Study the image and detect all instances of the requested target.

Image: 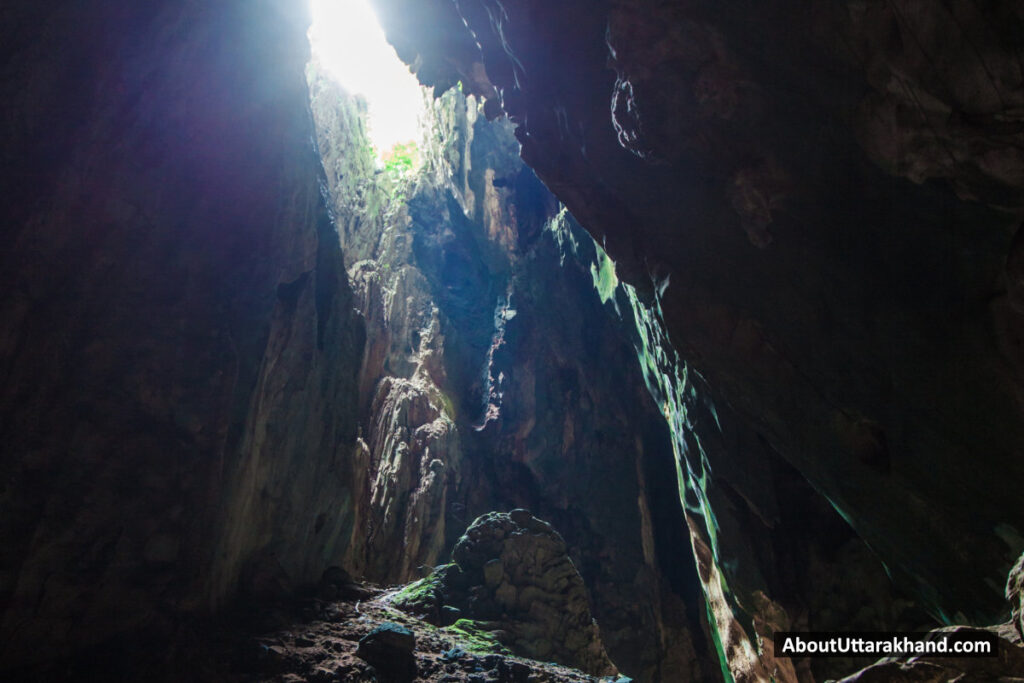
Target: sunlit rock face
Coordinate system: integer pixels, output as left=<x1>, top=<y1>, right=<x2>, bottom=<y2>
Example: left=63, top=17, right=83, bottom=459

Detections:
left=371, top=0, right=1024, bottom=677
left=309, top=66, right=933, bottom=679
left=837, top=552, right=1024, bottom=683
left=308, top=69, right=714, bottom=679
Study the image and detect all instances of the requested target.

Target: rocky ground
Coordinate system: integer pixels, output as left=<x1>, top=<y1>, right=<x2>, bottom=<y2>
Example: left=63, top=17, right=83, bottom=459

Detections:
left=219, top=581, right=630, bottom=683
left=8, top=511, right=633, bottom=683
left=225, top=586, right=629, bottom=683
left=8, top=581, right=631, bottom=683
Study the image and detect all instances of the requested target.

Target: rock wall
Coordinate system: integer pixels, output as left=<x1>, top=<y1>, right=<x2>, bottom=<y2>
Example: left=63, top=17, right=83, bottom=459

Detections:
left=0, top=0, right=363, bottom=668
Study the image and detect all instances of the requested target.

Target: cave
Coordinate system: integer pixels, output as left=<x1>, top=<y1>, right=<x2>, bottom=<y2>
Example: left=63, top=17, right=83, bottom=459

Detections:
left=3, top=0, right=1024, bottom=681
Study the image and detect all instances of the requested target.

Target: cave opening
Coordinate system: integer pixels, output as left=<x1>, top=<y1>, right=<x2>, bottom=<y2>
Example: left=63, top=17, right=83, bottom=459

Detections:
left=307, top=0, right=424, bottom=165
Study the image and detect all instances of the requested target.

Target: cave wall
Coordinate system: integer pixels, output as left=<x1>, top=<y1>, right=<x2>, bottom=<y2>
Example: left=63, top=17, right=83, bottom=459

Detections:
left=0, top=0, right=364, bottom=667
left=372, top=0, right=1024, bottom=621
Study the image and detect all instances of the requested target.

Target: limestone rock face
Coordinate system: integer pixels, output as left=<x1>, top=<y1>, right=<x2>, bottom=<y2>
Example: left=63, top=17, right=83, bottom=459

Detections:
left=833, top=625, right=1024, bottom=683
left=396, top=511, right=617, bottom=676
left=307, top=73, right=471, bottom=585
left=310, top=77, right=708, bottom=680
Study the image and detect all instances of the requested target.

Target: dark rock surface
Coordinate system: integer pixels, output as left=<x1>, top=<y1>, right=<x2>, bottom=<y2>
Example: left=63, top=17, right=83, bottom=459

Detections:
left=1009, top=552, right=1024, bottom=642
left=310, top=75, right=710, bottom=680
left=833, top=552, right=1024, bottom=683
left=0, top=0, right=363, bottom=669
left=394, top=511, right=617, bottom=676
left=356, top=622, right=418, bottom=681
left=5, top=0, right=1024, bottom=681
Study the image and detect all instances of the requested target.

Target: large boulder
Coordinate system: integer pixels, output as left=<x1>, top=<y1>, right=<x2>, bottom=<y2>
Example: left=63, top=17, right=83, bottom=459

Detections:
left=393, top=510, right=617, bottom=676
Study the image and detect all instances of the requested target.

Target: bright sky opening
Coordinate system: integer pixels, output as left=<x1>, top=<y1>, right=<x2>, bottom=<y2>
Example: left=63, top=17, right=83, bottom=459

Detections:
left=308, top=0, right=425, bottom=153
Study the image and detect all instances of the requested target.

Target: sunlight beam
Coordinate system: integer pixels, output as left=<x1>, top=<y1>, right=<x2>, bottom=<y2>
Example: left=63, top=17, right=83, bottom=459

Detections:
left=308, top=0, right=425, bottom=153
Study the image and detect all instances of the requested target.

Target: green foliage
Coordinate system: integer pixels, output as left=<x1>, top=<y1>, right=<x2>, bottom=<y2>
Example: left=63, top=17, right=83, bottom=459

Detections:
left=381, top=140, right=419, bottom=177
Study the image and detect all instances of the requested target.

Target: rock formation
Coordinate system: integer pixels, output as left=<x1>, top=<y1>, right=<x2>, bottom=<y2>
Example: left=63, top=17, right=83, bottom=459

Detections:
left=393, top=510, right=617, bottom=676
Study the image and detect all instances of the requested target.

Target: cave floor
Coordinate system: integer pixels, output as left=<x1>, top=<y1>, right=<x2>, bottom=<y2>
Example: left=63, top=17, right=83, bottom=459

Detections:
left=221, top=584, right=613, bottom=682
left=12, top=583, right=620, bottom=683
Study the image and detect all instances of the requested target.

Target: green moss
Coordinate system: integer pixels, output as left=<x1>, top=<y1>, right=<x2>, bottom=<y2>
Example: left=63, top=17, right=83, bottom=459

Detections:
left=443, top=619, right=510, bottom=654
left=590, top=247, right=619, bottom=304
left=391, top=567, right=448, bottom=611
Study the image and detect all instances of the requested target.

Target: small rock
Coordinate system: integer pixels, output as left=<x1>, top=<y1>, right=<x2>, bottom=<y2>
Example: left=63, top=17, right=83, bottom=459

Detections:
left=356, top=622, right=417, bottom=681
left=321, top=603, right=348, bottom=622
left=509, top=661, right=531, bottom=677
left=358, top=621, right=415, bottom=652
left=309, top=666, right=338, bottom=682
left=442, top=645, right=467, bottom=661
left=441, top=605, right=462, bottom=625
left=481, top=653, right=503, bottom=670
